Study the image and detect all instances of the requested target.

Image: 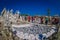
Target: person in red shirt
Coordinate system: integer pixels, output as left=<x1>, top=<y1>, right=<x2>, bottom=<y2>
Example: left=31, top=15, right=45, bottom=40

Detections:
left=28, top=16, right=31, bottom=22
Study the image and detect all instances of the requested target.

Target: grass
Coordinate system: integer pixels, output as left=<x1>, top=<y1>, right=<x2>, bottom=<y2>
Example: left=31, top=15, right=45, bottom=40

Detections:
left=57, top=29, right=60, bottom=40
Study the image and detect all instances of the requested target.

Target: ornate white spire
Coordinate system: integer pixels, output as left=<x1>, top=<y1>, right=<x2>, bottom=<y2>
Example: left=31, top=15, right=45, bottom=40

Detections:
left=16, top=10, right=20, bottom=14
left=1, top=8, right=7, bottom=15
left=10, top=9, right=13, bottom=14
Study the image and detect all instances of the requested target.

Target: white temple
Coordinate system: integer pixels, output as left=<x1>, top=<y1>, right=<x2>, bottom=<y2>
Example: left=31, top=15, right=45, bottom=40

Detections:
left=0, top=8, right=57, bottom=40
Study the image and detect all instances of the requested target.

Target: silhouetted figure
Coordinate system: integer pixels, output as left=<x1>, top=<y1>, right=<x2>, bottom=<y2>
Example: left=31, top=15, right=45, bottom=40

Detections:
left=41, top=17, right=43, bottom=24
left=45, top=17, right=48, bottom=25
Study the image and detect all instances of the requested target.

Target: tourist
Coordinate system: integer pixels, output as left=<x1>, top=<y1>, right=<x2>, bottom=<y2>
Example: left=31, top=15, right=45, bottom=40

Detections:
left=41, top=17, right=43, bottom=24
left=45, top=16, right=48, bottom=25
left=43, top=17, right=45, bottom=24
left=31, top=16, right=35, bottom=23
left=52, top=17, right=55, bottom=24
left=27, top=16, right=31, bottom=22
left=39, top=17, right=41, bottom=24
left=25, top=16, right=27, bottom=21
left=55, top=17, right=59, bottom=25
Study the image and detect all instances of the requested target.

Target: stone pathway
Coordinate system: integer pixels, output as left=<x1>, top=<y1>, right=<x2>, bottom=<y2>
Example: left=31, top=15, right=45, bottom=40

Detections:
left=0, top=36, right=3, bottom=40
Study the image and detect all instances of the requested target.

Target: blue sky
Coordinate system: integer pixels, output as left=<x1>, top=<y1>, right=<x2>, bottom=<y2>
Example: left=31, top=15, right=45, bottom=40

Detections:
left=0, top=0, right=60, bottom=16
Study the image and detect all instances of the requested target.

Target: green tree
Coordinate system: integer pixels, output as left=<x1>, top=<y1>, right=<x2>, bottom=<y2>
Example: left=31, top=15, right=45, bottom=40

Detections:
left=48, top=8, right=50, bottom=17
left=47, top=8, right=50, bottom=23
left=21, top=14, right=29, bottom=16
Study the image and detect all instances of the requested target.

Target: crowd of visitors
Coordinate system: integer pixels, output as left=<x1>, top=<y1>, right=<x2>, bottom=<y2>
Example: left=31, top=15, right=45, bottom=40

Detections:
left=25, top=16, right=59, bottom=25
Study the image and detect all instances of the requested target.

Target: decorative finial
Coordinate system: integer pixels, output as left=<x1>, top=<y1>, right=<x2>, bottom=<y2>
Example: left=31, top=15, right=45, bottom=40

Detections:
left=16, top=10, right=20, bottom=14
left=10, top=9, right=13, bottom=13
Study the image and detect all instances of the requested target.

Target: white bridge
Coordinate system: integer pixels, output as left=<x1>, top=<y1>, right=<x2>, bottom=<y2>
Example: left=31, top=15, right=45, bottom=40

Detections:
left=12, top=24, right=57, bottom=40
